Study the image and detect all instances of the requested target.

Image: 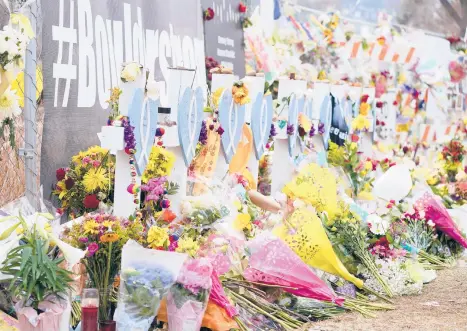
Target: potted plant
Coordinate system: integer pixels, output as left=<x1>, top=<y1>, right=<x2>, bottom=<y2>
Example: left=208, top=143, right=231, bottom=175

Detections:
left=0, top=225, right=73, bottom=331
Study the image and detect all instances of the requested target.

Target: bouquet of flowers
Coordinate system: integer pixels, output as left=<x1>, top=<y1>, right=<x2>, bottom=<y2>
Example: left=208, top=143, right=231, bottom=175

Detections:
left=243, top=233, right=344, bottom=305
left=61, top=213, right=145, bottom=321
left=440, top=139, right=464, bottom=182
left=327, top=141, right=377, bottom=198
left=180, top=195, right=229, bottom=230
left=53, top=146, right=116, bottom=218
left=115, top=240, right=186, bottom=331
left=166, top=258, right=213, bottom=331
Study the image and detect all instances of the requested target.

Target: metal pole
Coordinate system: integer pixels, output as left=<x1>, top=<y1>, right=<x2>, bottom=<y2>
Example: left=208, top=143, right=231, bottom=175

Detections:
left=23, top=2, right=39, bottom=211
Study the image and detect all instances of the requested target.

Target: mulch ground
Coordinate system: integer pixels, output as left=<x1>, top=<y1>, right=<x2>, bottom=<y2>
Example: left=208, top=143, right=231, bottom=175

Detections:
left=311, top=260, right=467, bottom=331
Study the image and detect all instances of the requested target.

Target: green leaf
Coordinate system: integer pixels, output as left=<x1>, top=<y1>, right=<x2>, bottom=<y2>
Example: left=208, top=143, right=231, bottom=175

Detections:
left=20, top=247, right=32, bottom=269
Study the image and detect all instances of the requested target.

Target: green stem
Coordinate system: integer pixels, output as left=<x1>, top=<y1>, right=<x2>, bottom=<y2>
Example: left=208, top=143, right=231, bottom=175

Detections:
left=101, top=242, right=113, bottom=321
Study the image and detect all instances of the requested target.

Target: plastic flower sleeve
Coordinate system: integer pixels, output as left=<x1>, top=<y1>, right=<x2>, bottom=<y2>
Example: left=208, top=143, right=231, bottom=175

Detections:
left=243, top=232, right=344, bottom=305
left=209, top=271, right=238, bottom=318
left=166, top=258, right=213, bottom=331
left=115, top=240, right=187, bottom=331
left=413, top=191, right=467, bottom=248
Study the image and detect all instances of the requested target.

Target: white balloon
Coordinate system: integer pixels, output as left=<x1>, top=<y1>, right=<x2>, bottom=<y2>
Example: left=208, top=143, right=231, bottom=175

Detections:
left=372, top=164, right=413, bottom=202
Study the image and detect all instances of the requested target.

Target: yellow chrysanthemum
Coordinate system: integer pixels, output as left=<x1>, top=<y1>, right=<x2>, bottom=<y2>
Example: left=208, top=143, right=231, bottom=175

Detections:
left=147, top=226, right=169, bottom=249
left=83, top=167, right=109, bottom=192
left=234, top=213, right=252, bottom=231
left=176, top=237, right=200, bottom=257
left=86, top=146, right=108, bottom=156
left=351, top=115, right=370, bottom=131
left=83, top=219, right=99, bottom=235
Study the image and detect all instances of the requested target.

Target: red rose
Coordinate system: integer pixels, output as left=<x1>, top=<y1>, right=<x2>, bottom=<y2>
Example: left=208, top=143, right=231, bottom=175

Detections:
left=393, top=100, right=398, bottom=106
left=204, top=7, right=215, bottom=20
left=360, top=95, right=369, bottom=103
left=83, top=194, right=100, bottom=209
left=239, top=2, right=247, bottom=13
left=351, top=134, right=359, bottom=142
left=376, top=101, right=384, bottom=108
left=56, top=168, right=66, bottom=181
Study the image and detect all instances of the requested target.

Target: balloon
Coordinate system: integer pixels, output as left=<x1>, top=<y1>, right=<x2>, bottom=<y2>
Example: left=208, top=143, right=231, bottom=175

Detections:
left=372, top=164, right=413, bottom=202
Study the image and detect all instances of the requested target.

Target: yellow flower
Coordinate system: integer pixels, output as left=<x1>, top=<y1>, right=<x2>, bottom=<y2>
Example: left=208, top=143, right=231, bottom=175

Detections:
left=234, top=213, right=252, bottom=231
left=232, top=83, right=250, bottom=105
left=83, top=167, right=109, bottom=192
left=323, top=28, right=333, bottom=41
left=176, top=237, right=200, bottom=257
left=364, top=161, right=373, bottom=171
left=121, top=63, right=142, bottom=82
left=100, top=232, right=120, bottom=243
left=142, top=146, right=175, bottom=183
left=83, top=219, right=99, bottom=235
left=359, top=103, right=370, bottom=116
left=44, top=223, right=52, bottom=233
left=350, top=142, right=358, bottom=151
left=351, top=115, right=370, bottom=132
left=16, top=226, right=24, bottom=235
left=427, top=176, right=438, bottom=186
left=318, top=70, right=327, bottom=80
left=147, top=226, right=169, bottom=249
left=233, top=198, right=242, bottom=211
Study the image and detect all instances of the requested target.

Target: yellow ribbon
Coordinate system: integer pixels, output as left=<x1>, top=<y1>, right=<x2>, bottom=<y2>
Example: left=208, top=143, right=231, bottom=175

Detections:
left=229, top=124, right=256, bottom=189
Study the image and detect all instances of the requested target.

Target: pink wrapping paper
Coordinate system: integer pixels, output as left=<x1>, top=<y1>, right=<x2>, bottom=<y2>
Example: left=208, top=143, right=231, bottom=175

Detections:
left=209, top=272, right=238, bottom=318
left=166, top=292, right=206, bottom=331
left=243, top=235, right=344, bottom=306
left=415, top=192, right=467, bottom=248
left=16, top=299, right=65, bottom=331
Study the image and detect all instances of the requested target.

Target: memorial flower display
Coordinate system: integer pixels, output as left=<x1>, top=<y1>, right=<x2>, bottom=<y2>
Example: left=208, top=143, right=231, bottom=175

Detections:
left=3, top=3, right=467, bottom=331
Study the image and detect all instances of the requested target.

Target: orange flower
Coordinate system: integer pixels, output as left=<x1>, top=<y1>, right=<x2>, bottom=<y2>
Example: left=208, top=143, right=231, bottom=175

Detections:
left=100, top=232, right=119, bottom=243
left=359, top=102, right=370, bottom=116
left=377, top=36, right=386, bottom=45
left=161, top=209, right=177, bottom=223
left=232, top=82, right=250, bottom=105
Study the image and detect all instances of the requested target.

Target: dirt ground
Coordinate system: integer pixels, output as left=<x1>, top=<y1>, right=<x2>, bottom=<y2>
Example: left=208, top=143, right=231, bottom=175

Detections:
left=311, top=261, right=467, bottom=331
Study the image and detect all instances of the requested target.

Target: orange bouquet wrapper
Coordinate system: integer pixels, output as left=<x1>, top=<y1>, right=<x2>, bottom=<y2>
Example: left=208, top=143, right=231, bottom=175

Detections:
left=158, top=299, right=238, bottom=331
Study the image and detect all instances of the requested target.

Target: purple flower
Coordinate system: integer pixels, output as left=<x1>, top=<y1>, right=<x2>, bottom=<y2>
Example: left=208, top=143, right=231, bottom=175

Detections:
left=199, top=120, right=208, bottom=145
left=79, top=237, right=89, bottom=243
left=269, top=124, right=277, bottom=137
left=123, top=117, right=136, bottom=150
left=286, top=124, right=294, bottom=136
left=309, top=124, right=316, bottom=137
left=318, top=122, right=325, bottom=135
left=87, top=242, right=99, bottom=257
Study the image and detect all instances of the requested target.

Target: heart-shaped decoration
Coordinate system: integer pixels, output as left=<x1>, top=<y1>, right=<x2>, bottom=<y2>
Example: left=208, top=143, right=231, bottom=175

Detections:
left=177, top=86, right=204, bottom=167
left=127, top=88, right=159, bottom=174
left=251, top=93, right=273, bottom=160
left=218, top=90, right=246, bottom=163
left=303, top=97, right=313, bottom=119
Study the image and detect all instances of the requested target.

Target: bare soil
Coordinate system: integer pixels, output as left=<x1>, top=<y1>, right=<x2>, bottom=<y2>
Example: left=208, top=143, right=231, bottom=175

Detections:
left=311, top=261, right=467, bottom=331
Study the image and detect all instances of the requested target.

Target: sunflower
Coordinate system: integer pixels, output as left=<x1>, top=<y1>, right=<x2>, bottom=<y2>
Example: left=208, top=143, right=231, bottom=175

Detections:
left=83, top=167, right=109, bottom=192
